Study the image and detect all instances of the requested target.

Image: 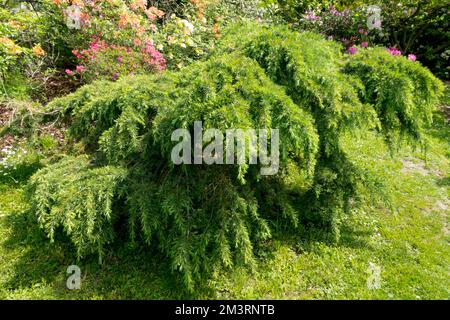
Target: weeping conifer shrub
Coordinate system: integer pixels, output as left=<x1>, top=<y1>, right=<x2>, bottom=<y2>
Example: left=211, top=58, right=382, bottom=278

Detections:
left=27, top=23, right=443, bottom=290
left=343, top=47, right=444, bottom=147
left=27, top=156, right=127, bottom=263
left=217, top=24, right=379, bottom=235
left=216, top=23, right=443, bottom=235
left=31, top=53, right=320, bottom=289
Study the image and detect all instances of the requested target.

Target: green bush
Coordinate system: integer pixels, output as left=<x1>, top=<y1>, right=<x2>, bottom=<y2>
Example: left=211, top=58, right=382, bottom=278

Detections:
left=28, top=23, right=443, bottom=290
left=42, top=53, right=319, bottom=289
left=218, top=24, right=382, bottom=233
left=344, top=47, right=444, bottom=146
left=27, top=155, right=127, bottom=262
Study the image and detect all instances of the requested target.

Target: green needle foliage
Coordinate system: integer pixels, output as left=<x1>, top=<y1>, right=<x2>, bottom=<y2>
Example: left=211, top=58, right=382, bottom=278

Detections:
left=27, top=23, right=443, bottom=291
left=344, top=47, right=444, bottom=146
left=218, top=24, right=378, bottom=236
left=27, top=155, right=127, bottom=263
left=218, top=23, right=443, bottom=236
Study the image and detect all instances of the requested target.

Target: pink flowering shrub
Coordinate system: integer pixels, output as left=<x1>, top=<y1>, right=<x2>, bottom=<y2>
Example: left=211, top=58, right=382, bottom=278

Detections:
left=50, top=0, right=223, bottom=79
left=297, top=6, right=379, bottom=51
left=276, top=2, right=446, bottom=77
left=52, top=0, right=164, bottom=47
left=50, top=0, right=168, bottom=81
left=296, top=6, right=423, bottom=64
left=67, top=39, right=165, bottom=82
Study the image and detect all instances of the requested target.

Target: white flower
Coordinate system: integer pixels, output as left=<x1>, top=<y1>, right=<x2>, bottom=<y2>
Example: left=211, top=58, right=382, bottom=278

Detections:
left=180, top=19, right=194, bottom=34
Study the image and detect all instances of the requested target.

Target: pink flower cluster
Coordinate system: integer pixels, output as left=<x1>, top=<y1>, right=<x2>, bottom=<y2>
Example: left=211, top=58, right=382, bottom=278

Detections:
left=142, top=41, right=166, bottom=71
left=71, top=39, right=110, bottom=66
left=348, top=46, right=358, bottom=55
left=387, top=47, right=402, bottom=56
left=407, top=54, right=417, bottom=62
left=387, top=48, right=417, bottom=62
left=66, top=37, right=166, bottom=80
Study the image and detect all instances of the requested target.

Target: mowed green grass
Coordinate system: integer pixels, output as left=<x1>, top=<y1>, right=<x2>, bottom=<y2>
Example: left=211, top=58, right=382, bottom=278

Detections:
left=0, top=101, right=449, bottom=300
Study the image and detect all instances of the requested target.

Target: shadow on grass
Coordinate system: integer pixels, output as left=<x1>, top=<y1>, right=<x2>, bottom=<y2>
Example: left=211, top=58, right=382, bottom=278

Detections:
left=265, top=221, right=373, bottom=257
left=1, top=206, right=202, bottom=299
left=436, top=176, right=450, bottom=187
left=1, top=203, right=374, bottom=299
left=0, top=142, right=377, bottom=299
left=1, top=159, right=375, bottom=300
left=1, top=209, right=75, bottom=295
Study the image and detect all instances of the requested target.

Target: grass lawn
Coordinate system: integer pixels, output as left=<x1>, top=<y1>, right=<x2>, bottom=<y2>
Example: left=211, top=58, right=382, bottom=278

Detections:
left=0, top=101, right=448, bottom=300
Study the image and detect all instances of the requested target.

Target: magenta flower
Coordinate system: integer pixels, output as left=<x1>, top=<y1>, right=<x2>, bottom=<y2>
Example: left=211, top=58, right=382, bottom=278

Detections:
left=387, top=47, right=402, bottom=56
left=143, top=41, right=166, bottom=71
left=361, top=42, right=369, bottom=48
left=118, top=57, right=123, bottom=63
left=408, top=54, right=417, bottom=62
left=348, top=46, right=358, bottom=55
left=65, top=69, right=74, bottom=75
left=76, top=65, right=85, bottom=73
